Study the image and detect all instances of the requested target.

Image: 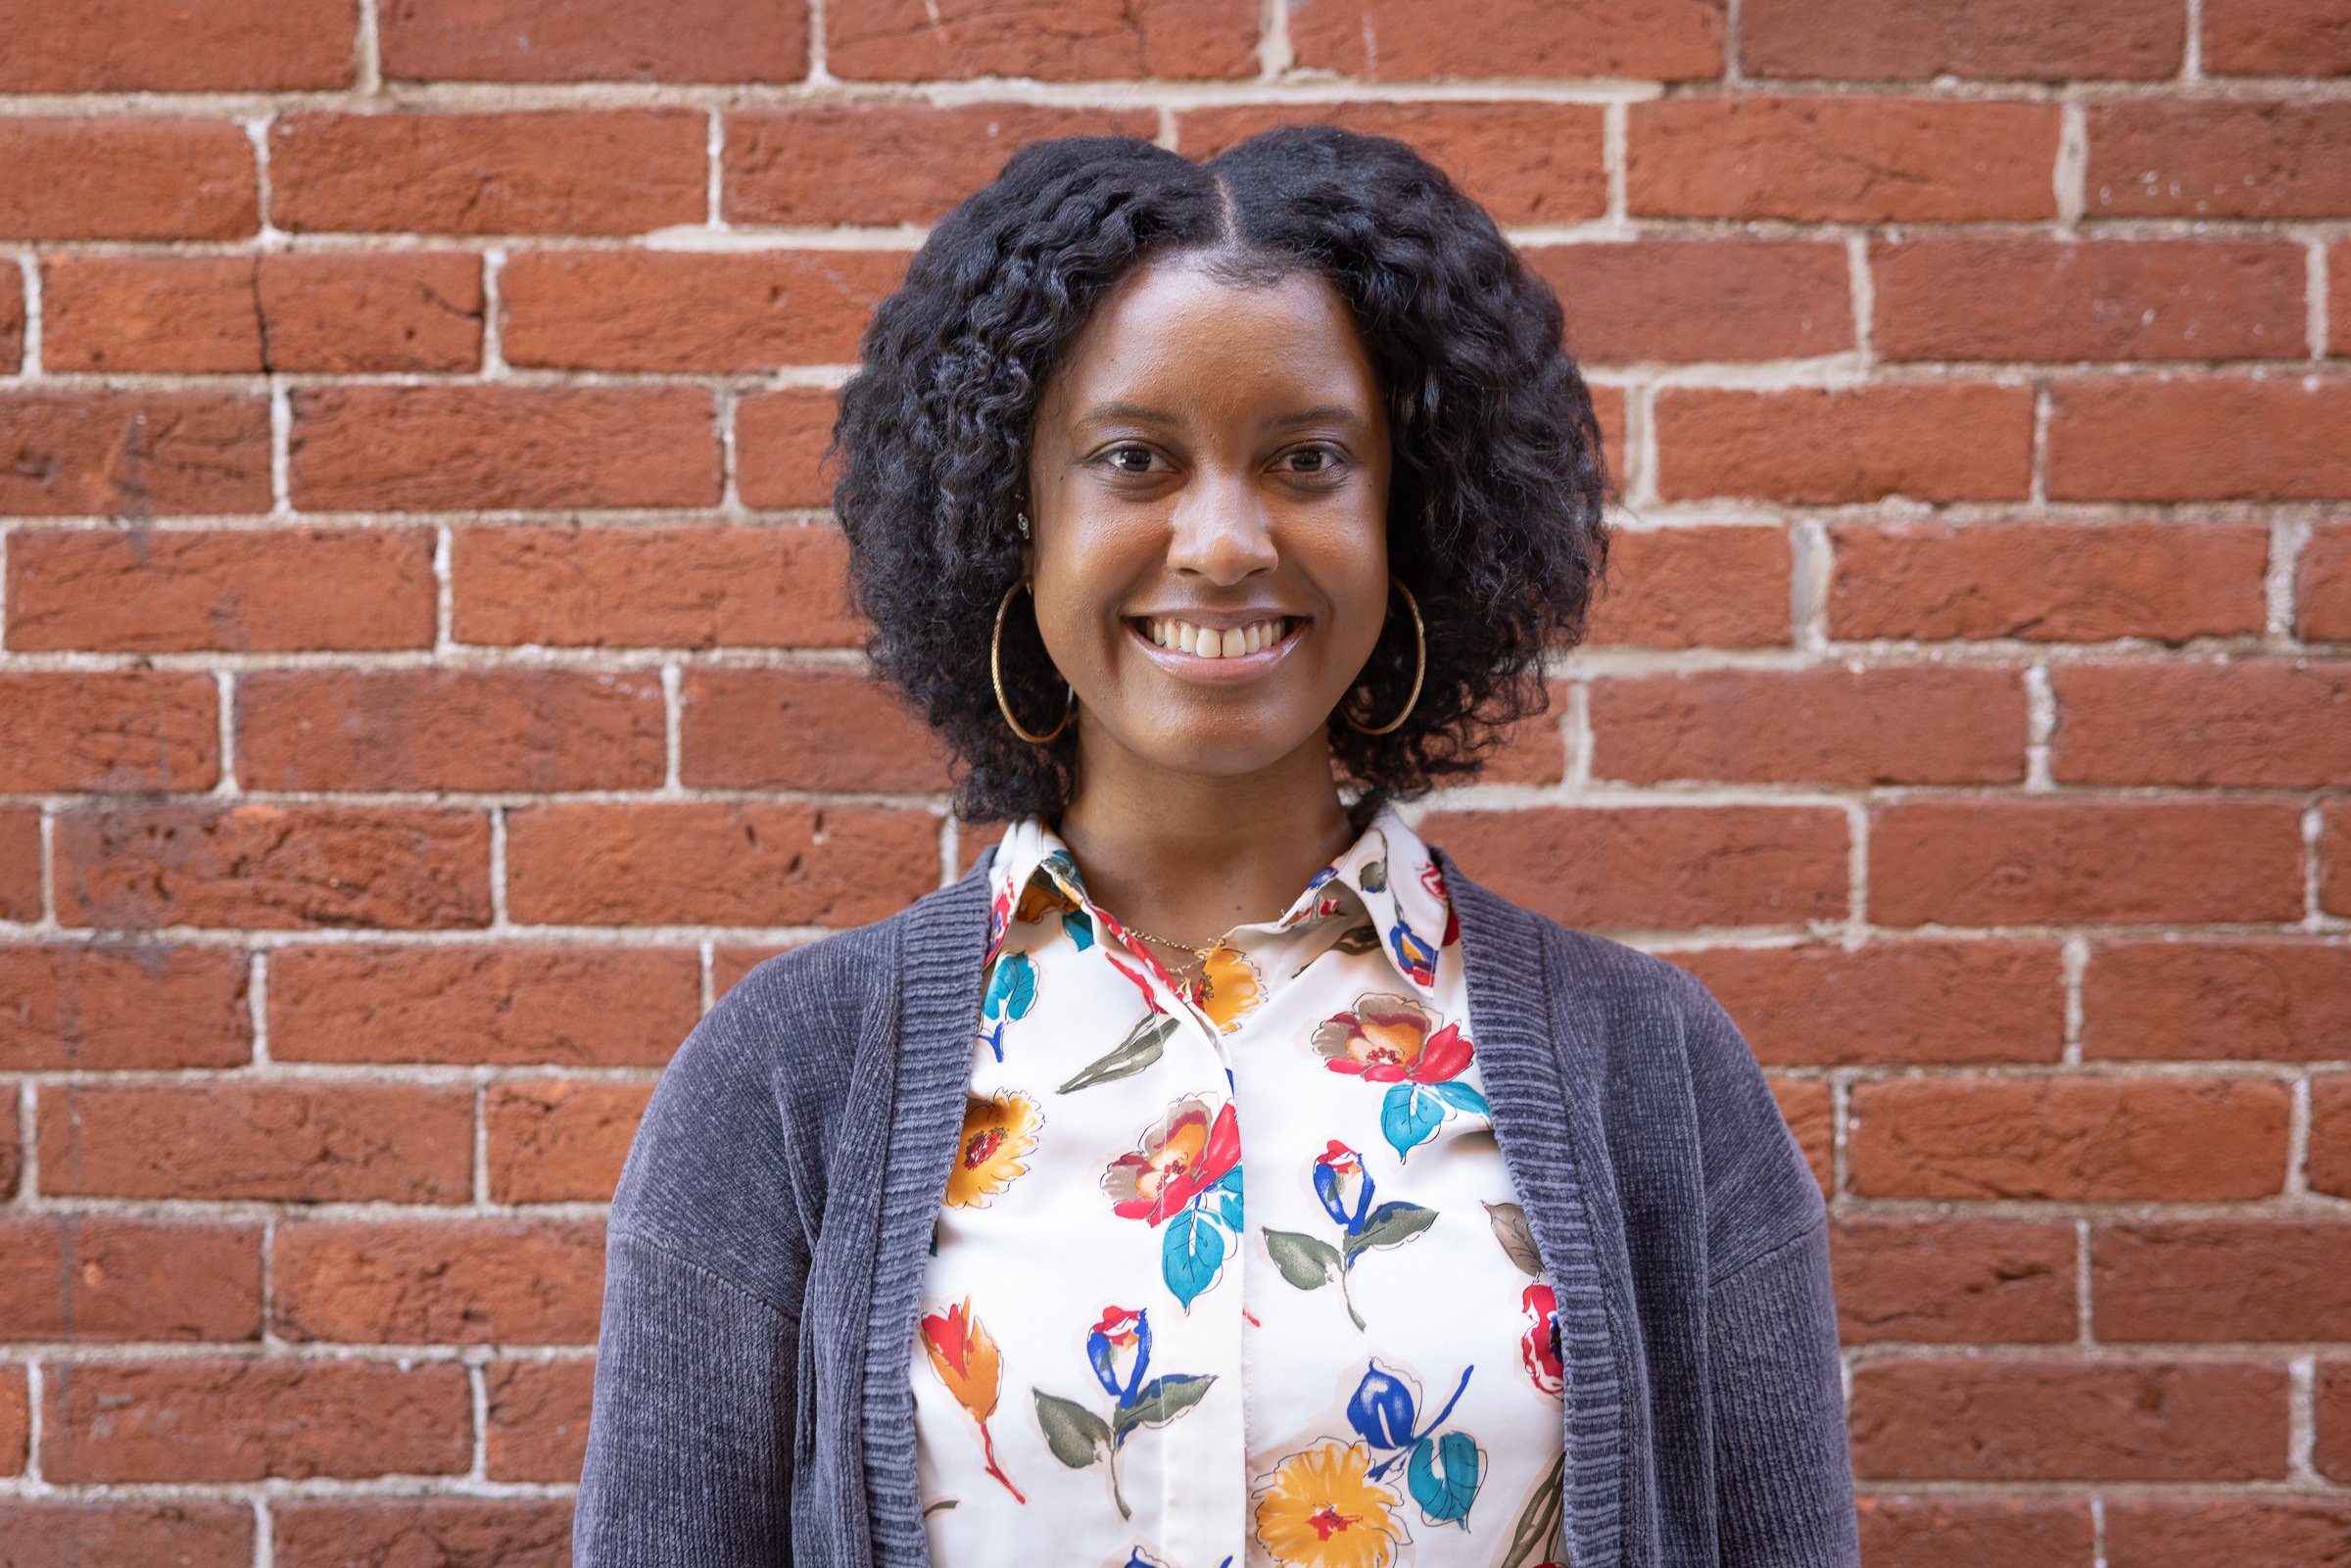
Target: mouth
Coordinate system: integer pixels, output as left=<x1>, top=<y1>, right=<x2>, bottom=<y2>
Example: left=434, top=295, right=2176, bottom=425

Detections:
left=1135, top=615, right=1297, bottom=661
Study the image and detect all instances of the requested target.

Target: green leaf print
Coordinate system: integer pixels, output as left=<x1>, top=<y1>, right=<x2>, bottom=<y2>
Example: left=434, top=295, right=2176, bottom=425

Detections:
left=1112, top=1373, right=1216, bottom=1437
left=1057, top=1014, right=1180, bottom=1094
left=1262, top=1228, right=1343, bottom=1292
left=1032, top=1391, right=1113, bottom=1468
left=1342, top=1201, right=1437, bottom=1264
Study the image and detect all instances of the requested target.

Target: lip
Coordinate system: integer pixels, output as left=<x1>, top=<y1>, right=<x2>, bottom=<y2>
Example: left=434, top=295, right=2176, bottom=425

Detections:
left=1127, top=613, right=1304, bottom=680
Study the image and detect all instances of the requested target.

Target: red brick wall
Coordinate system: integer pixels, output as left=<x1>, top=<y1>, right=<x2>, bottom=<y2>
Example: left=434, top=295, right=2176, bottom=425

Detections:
left=1, top=0, right=2346, bottom=1560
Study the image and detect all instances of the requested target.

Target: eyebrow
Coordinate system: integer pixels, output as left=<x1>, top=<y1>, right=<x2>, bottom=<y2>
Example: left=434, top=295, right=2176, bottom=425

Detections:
left=1074, top=402, right=1369, bottom=430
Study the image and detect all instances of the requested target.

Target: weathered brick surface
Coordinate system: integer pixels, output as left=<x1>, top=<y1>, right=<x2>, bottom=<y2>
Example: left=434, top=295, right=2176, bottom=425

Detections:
left=41, top=257, right=265, bottom=374
left=1826, top=520, right=2269, bottom=643
left=1586, top=526, right=1793, bottom=648
left=1847, top=1077, right=2289, bottom=1201
left=1832, top=1218, right=2077, bottom=1345
left=2087, top=100, right=2351, bottom=219
left=2306, top=521, right=2351, bottom=641
left=0, top=809, right=38, bottom=924
left=274, top=1220, right=604, bottom=1344
left=2318, top=1079, right=2351, bottom=1200
left=2051, top=661, right=2351, bottom=786
left=43, top=1360, right=472, bottom=1481
left=2104, top=1499, right=2351, bottom=1567
left=38, top=1083, right=473, bottom=1203
left=0, top=1217, right=262, bottom=1343
left=2082, top=942, right=2351, bottom=1062
left=2203, top=0, right=2351, bottom=76
left=0, top=1501, right=255, bottom=1567
left=451, top=524, right=861, bottom=647
left=1669, top=942, right=2064, bottom=1066
left=1590, top=667, right=2026, bottom=785
left=1770, top=1079, right=1833, bottom=1196
left=273, top=1499, right=574, bottom=1568
left=0, top=0, right=356, bottom=92
left=0, top=944, right=250, bottom=1070
left=1868, top=801, right=2306, bottom=927
left=1528, top=241, right=1851, bottom=363
left=0, top=266, right=20, bottom=373
left=485, top=1358, right=595, bottom=1481
left=2322, top=1360, right=2351, bottom=1484
left=488, top=1080, right=653, bottom=1202
left=734, top=390, right=838, bottom=510
left=270, top=947, right=695, bottom=1067
left=2092, top=1222, right=2351, bottom=1343
left=7, top=528, right=436, bottom=652
left=681, top=668, right=950, bottom=792
left=1288, top=0, right=1726, bottom=81
left=0, top=672, right=218, bottom=792
left=0, top=394, right=270, bottom=518
left=504, top=802, right=940, bottom=927
left=1655, top=385, right=2036, bottom=503
left=257, top=253, right=486, bottom=372
left=1741, top=0, right=2183, bottom=79
left=0, top=119, right=258, bottom=240
left=827, top=0, right=1260, bottom=81
left=381, top=0, right=806, bottom=83
left=56, top=805, right=493, bottom=930
left=237, top=669, right=667, bottom=792
left=1854, top=1498, right=2093, bottom=1568
left=728, top=105, right=1160, bottom=226
left=1849, top=1359, right=2289, bottom=1480
left=2047, top=376, right=2351, bottom=500
left=269, top=110, right=705, bottom=234
left=501, top=250, right=905, bottom=371
left=0, top=1366, right=22, bottom=1476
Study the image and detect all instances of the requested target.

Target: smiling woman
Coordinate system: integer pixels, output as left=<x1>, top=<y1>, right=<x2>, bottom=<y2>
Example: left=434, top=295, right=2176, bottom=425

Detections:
left=575, top=128, right=1858, bottom=1568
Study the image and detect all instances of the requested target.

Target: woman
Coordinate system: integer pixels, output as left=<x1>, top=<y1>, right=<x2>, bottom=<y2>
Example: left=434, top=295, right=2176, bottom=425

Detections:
left=577, top=127, right=1855, bottom=1568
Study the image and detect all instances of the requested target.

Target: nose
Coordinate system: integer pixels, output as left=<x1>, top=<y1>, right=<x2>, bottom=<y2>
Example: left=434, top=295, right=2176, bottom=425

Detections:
left=1163, top=468, right=1277, bottom=587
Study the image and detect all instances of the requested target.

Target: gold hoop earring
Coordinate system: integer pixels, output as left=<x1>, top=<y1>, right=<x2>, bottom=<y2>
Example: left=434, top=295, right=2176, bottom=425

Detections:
left=1343, top=577, right=1425, bottom=736
left=991, top=579, right=1075, bottom=744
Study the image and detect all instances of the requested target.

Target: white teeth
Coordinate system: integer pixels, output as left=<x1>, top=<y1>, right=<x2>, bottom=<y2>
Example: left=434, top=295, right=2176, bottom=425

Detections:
left=1147, top=618, right=1286, bottom=656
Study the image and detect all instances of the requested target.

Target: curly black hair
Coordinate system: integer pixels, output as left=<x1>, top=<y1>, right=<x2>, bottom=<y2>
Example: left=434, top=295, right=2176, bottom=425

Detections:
left=832, top=124, right=1609, bottom=823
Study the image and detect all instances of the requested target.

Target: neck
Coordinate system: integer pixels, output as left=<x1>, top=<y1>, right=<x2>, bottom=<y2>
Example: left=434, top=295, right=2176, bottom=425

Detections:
left=1055, top=730, right=1357, bottom=949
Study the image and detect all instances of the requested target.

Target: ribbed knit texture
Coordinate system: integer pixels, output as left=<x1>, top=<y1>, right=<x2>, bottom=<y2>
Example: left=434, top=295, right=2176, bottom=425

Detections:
left=576, top=856, right=1857, bottom=1568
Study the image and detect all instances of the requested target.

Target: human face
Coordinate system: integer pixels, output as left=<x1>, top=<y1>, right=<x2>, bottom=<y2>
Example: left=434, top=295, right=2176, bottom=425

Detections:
left=1025, top=257, right=1392, bottom=788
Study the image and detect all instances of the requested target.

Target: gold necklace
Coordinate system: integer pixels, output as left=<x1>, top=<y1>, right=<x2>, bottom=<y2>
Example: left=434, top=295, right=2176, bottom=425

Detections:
left=1123, top=925, right=1220, bottom=972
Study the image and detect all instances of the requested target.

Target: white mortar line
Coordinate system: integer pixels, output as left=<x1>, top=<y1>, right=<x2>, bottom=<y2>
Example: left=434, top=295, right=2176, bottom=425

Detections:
left=2306, top=803, right=2327, bottom=925
left=2307, top=237, right=2329, bottom=361
left=2090, top=1496, right=2107, bottom=1568
left=2286, top=1072, right=2312, bottom=1196
left=1790, top=518, right=1831, bottom=652
left=15, top=1080, right=33, bottom=1203
left=243, top=118, right=284, bottom=250
left=1846, top=233, right=1875, bottom=368
left=1564, top=681, right=1594, bottom=789
left=22, top=1358, right=41, bottom=1486
left=251, top=1495, right=272, bottom=1568
left=2183, top=0, right=2205, bottom=81
left=2267, top=517, right=2312, bottom=642
left=214, top=671, right=241, bottom=798
left=480, top=249, right=508, bottom=378
left=2061, top=935, right=2087, bottom=1066
left=698, top=940, right=716, bottom=1016
left=36, top=807, right=56, bottom=930
left=2289, top=1354, right=2318, bottom=1483
left=1843, top=798, right=1869, bottom=937
left=806, top=0, right=833, bottom=85
left=1259, top=0, right=1294, bottom=79
left=717, top=387, right=744, bottom=514
left=433, top=525, right=456, bottom=653
left=248, top=951, right=270, bottom=1066
left=2075, top=1217, right=2094, bottom=1345
left=356, top=0, right=383, bottom=95
left=2029, top=380, right=2053, bottom=504
left=488, top=808, right=511, bottom=930
left=662, top=663, right=685, bottom=794
left=2025, top=663, right=2056, bottom=790
left=705, top=109, right=727, bottom=228
left=1722, top=0, right=1744, bottom=82
left=2055, top=103, right=2087, bottom=231
left=468, top=1356, right=492, bottom=1480
left=268, top=379, right=293, bottom=518
left=1603, top=101, right=1629, bottom=227
left=472, top=1082, right=490, bottom=1207
left=15, top=252, right=38, bottom=377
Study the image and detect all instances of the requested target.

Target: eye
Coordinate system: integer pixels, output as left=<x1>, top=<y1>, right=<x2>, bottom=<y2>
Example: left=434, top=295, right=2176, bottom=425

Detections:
left=1104, top=445, right=1160, bottom=474
left=1282, top=446, right=1345, bottom=474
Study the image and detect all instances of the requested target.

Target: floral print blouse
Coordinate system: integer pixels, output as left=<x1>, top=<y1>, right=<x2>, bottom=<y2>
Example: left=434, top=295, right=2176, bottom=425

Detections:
left=910, top=808, right=1567, bottom=1568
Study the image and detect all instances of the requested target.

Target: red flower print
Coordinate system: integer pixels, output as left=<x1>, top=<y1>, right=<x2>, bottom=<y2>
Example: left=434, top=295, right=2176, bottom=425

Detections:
left=1102, top=1098, right=1242, bottom=1226
left=1520, top=1283, right=1563, bottom=1399
left=1311, top=993, right=1473, bottom=1084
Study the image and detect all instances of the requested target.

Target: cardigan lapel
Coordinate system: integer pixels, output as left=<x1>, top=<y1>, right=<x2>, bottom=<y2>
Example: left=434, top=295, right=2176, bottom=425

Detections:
left=1445, top=852, right=1634, bottom=1568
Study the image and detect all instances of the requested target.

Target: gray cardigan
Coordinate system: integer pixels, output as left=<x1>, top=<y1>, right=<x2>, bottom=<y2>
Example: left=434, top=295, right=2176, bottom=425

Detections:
left=575, top=854, right=1858, bottom=1568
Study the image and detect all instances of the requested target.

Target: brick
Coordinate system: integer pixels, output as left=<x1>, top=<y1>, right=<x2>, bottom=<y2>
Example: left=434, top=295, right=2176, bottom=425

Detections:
left=0, top=1117, right=17, bottom=1201
left=1827, top=520, right=2268, bottom=643
left=501, top=251, right=904, bottom=372
left=1769, top=1079, right=1831, bottom=1196
left=0, top=0, right=355, bottom=90
left=2053, top=661, right=2351, bottom=786
left=44, top=1359, right=470, bottom=1482
left=39, top=1083, right=472, bottom=1204
left=2048, top=377, right=2351, bottom=500
left=0, top=119, right=257, bottom=240
left=383, top=0, right=805, bottom=82
left=735, top=388, right=836, bottom=509
left=1421, top=806, right=1847, bottom=931
left=269, top=109, right=704, bottom=235
left=0, top=1366, right=20, bottom=1475
left=727, top=105, right=1160, bottom=226
left=257, top=253, right=484, bottom=372
left=2305, top=521, right=2351, bottom=641
left=275, top=1221, right=604, bottom=1345
left=1589, top=385, right=1627, bottom=479
left=1854, top=1498, right=2093, bottom=1568
left=237, top=669, right=666, bottom=792
left=0, top=1502, right=254, bottom=1568
left=486, top=1358, right=595, bottom=1481
left=0, top=944, right=249, bottom=1070
left=0, top=809, right=36, bottom=924
left=1849, top=1358, right=2287, bottom=1480
left=681, top=668, right=949, bottom=792
left=0, top=394, right=270, bottom=518
left=453, top=524, right=860, bottom=648
left=274, top=1499, right=573, bottom=1568
left=7, top=528, right=435, bottom=652
left=1289, top=0, right=1724, bottom=80
left=2332, top=800, right=2351, bottom=919
left=1872, top=236, right=2306, bottom=362
left=0, top=1217, right=261, bottom=1342
left=2088, top=100, right=2351, bottom=218
left=1592, top=667, right=2025, bottom=785
left=1743, top=0, right=2181, bottom=79
left=0, top=672, right=218, bottom=792
left=2106, top=1500, right=2351, bottom=1568
left=712, top=943, right=793, bottom=999
left=1629, top=98, right=2061, bottom=222
left=2205, top=0, right=2351, bottom=75
left=1869, top=800, right=2305, bottom=927
left=1655, top=385, right=2035, bottom=503
left=40, top=257, right=261, bottom=372
left=1480, top=678, right=1570, bottom=787
left=2318, top=1079, right=2351, bottom=1198
left=488, top=1080, right=653, bottom=1203
left=290, top=385, right=720, bottom=512
left=1832, top=1218, right=2076, bottom=1345
left=2323, top=1361, right=2351, bottom=1482
left=954, top=821, right=1008, bottom=879
left=1587, top=526, right=1791, bottom=648
left=1527, top=241, right=1850, bottom=364
left=271, top=946, right=694, bottom=1067
left=504, top=802, right=939, bottom=927
left=2084, top=942, right=2351, bottom=1062
left=57, top=804, right=492, bottom=931
left=0, top=264, right=19, bottom=372
left=828, top=0, right=1257, bottom=80
left=2094, top=1222, right=2351, bottom=1343
left=1671, top=942, right=2064, bottom=1067
left=1847, top=1076, right=2288, bottom=1201
left=1176, top=104, right=1607, bottom=225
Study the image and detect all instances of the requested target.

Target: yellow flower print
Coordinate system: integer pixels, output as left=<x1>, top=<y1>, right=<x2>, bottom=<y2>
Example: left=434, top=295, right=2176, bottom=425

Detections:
left=945, top=1091, right=1041, bottom=1209
left=1194, top=941, right=1263, bottom=1032
left=1253, top=1440, right=1408, bottom=1568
